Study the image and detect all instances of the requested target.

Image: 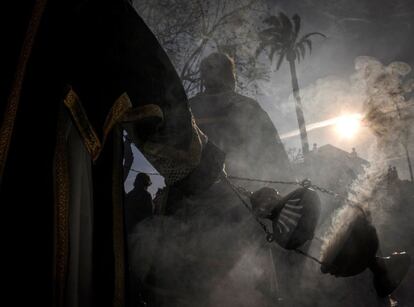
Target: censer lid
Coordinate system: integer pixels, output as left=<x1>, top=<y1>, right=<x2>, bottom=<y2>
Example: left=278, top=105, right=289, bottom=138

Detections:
left=270, top=187, right=321, bottom=250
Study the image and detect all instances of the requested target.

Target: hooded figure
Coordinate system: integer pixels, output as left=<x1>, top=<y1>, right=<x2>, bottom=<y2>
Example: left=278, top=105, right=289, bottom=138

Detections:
left=190, top=52, right=292, bottom=190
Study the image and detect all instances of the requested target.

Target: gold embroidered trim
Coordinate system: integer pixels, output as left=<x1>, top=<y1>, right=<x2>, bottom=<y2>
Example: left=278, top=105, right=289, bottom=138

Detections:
left=53, top=109, right=70, bottom=307
left=0, top=0, right=48, bottom=183
left=64, top=89, right=135, bottom=162
left=63, top=89, right=102, bottom=161
left=102, top=92, right=133, bottom=146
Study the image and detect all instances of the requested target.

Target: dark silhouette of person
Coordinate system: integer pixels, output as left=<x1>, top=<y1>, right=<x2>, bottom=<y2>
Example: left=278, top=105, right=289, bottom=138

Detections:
left=190, top=52, right=291, bottom=190
left=125, top=172, right=154, bottom=233
left=190, top=52, right=292, bottom=305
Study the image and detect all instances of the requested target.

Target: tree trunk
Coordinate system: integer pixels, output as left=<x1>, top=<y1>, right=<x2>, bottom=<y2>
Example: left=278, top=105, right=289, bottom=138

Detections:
left=403, top=144, right=414, bottom=182
left=394, top=102, right=413, bottom=182
left=288, top=59, right=309, bottom=156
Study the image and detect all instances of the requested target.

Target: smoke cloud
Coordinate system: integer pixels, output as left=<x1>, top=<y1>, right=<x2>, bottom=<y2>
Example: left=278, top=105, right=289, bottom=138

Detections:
left=319, top=56, right=414, bottom=306
left=126, top=0, right=414, bottom=305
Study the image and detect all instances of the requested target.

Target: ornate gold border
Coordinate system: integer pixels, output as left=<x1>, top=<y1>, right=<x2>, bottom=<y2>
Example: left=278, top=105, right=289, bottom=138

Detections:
left=63, top=89, right=102, bottom=161
left=63, top=89, right=135, bottom=162
left=63, top=89, right=133, bottom=307
left=60, top=89, right=175, bottom=307
left=102, top=92, right=132, bottom=148
left=53, top=108, right=70, bottom=307
left=0, top=0, right=48, bottom=183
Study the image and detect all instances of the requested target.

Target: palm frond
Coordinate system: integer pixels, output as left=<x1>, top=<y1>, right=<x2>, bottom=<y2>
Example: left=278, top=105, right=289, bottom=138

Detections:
left=303, top=39, right=312, bottom=54
left=297, top=42, right=306, bottom=59
left=292, top=14, right=301, bottom=39
left=270, top=37, right=284, bottom=48
left=278, top=13, right=293, bottom=41
left=269, top=45, right=279, bottom=61
left=263, top=16, right=281, bottom=28
left=276, top=52, right=285, bottom=70
left=259, top=28, right=281, bottom=39
left=299, top=32, right=326, bottom=41
left=296, top=49, right=301, bottom=63
left=278, top=12, right=292, bottom=32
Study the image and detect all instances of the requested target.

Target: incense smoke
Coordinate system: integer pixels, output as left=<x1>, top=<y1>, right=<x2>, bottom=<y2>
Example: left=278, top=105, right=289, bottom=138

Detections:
left=126, top=0, right=414, bottom=305
left=320, top=57, right=414, bottom=302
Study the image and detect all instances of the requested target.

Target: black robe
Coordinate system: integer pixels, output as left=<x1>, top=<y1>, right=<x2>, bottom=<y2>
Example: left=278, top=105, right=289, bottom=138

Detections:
left=1, top=1, right=212, bottom=306
left=190, top=91, right=292, bottom=190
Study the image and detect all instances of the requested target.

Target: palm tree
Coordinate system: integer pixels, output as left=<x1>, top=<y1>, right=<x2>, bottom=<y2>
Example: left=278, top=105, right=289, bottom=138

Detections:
left=256, top=13, right=326, bottom=156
